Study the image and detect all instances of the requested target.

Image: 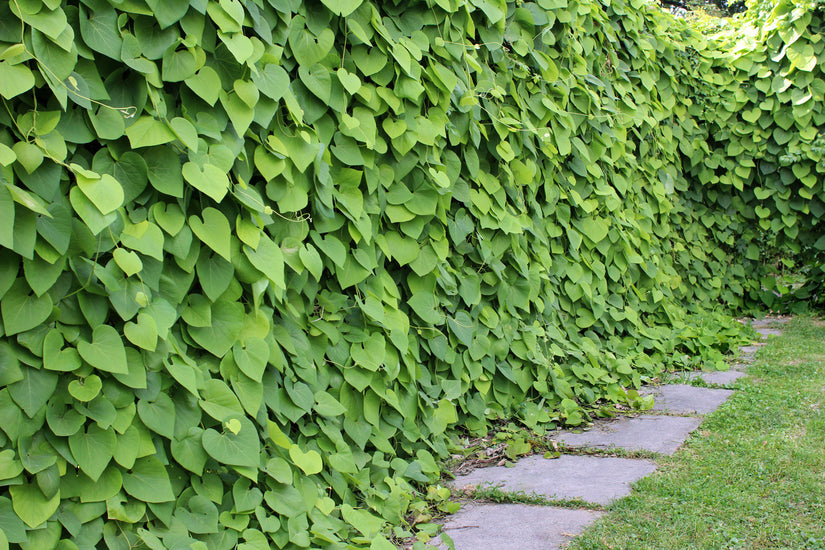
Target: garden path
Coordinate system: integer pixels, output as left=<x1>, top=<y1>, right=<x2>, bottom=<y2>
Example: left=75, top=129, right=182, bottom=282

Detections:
left=433, top=317, right=786, bottom=550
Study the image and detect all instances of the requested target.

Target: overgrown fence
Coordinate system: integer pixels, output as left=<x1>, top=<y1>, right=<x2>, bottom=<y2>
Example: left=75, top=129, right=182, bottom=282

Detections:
left=0, top=0, right=822, bottom=547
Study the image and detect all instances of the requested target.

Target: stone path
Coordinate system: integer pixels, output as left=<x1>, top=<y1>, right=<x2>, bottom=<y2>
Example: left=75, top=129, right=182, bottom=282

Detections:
left=434, top=317, right=786, bottom=550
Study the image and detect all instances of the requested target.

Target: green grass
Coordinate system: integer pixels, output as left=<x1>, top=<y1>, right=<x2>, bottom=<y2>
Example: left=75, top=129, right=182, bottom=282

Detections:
left=460, top=482, right=606, bottom=511
left=569, top=316, right=825, bottom=550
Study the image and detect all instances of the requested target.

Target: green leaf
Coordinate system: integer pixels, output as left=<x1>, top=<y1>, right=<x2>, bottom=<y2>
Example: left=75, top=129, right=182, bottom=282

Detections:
left=124, top=313, right=158, bottom=351
left=137, top=393, right=176, bottom=439
left=0, top=61, right=35, bottom=99
left=188, top=300, right=244, bottom=357
left=170, top=117, right=198, bottom=151
left=288, top=23, right=335, bottom=67
left=321, top=0, right=363, bottom=16
left=5, top=184, right=50, bottom=220
left=189, top=207, right=232, bottom=260
left=0, top=450, right=23, bottom=480
left=298, top=64, right=331, bottom=104
left=145, top=147, right=184, bottom=197
left=162, top=48, right=197, bottom=82
left=11, top=143, right=43, bottom=174
left=175, top=495, right=219, bottom=534
left=251, top=64, right=289, bottom=101
left=122, top=456, right=175, bottom=503
left=0, top=342, right=22, bottom=386
left=68, top=374, right=102, bottom=402
left=351, top=333, right=386, bottom=371
left=233, top=338, right=269, bottom=382
left=113, top=248, right=143, bottom=277
left=340, top=504, right=384, bottom=538
left=407, top=292, right=442, bottom=324
left=68, top=424, right=116, bottom=481
left=196, top=252, right=234, bottom=301
left=120, top=220, right=165, bottom=260
left=43, top=329, right=82, bottom=373
left=183, top=163, right=230, bottom=204
left=79, top=1, right=123, bottom=58
left=69, top=187, right=117, bottom=234
left=23, top=255, right=65, bottom=297
left=77, top=325, right=129, bottom=375
left=288, top=445, right=323, bottom=475
left=299, top=244, right=324, bottom=280
left=45, top=400, right=85, bottom=436
left=185, top=67, right=222, bottom=105
left=314, top=391, right=347, bottom=417
left=199, top=379, right=244, bottom=421
left=76, top=172, right=124, bottom=215
left=0, top=186, right=13, bottom=249
left=79, top=465, right=122, bottom=503
left=576, top=217, right=610, bottom=245
left=9, top=482, right=60, bottom=528
left=145, top=0, right=190, bottom=27
left=1, top=279, right=53, bottom=336
left=220, top=90, right=255, bottom=136
left=171, top=428, right=208, bottom=476
left=125, top=117, right=177, bottom=148
left=244, top=237, right=285, bottom=290
left=202, top=415, right=261, bottom=468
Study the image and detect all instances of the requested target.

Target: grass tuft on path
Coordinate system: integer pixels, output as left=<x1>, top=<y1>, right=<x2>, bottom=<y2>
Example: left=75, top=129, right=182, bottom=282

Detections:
left=569, top=316, right=825, bottom=550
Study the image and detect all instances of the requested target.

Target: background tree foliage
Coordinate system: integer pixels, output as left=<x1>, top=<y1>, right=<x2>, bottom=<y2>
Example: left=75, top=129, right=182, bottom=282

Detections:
left=0, top=0, right=821, bottom=547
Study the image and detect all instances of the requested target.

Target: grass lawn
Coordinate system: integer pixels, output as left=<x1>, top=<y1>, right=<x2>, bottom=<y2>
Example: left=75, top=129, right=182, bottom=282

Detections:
left=569, top=316, right=825, bottom=550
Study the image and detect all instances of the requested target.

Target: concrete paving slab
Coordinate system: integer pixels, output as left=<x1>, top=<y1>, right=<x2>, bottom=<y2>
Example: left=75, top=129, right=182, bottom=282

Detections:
left=738, top=344, right=763, bottom=364
left=551, top=415, right=701, bottom=455
left=450, top=455, right=657, bottom=505
left=436, top=504, right=603, bottom=550
left=749, top=317, right=790, bottom=328
left=682, top=370, right=746, bottom=385
left=641, top=384, right=733, bottom=414
left=756, top=327, right=783, bottom=338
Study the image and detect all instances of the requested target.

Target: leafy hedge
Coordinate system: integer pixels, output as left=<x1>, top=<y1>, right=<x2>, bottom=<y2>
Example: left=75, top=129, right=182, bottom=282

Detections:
left=670, top=0, right=825, bottom=311
left=0, top=0, right=820, bottom=547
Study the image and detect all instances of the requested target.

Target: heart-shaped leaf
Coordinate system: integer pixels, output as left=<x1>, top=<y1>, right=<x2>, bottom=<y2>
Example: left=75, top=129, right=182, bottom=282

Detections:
left=9, top=366, right=58, bottom=418
left=77, top=325, right=128, bottom=374
left=182, top=162, right=229, bottom=203
left=288, top=25, right=334, bottom=67
left=43, top=329, right=82, bottom=372
left=298, top=64, right=332, bottom=103
left=137, top=393, right=176, bottom=439
left=171, top=427, right=208, bottom=476
left=382, top=118, right=407, bottom=139
left=152, top=202, right=186, bottom=236
left=288, top=444, right=323, bottom=475
left=1, top=279, right=53, bottom=336
left=113, top=248, right=143, bottom=277
left=170, top=117, right=198, bottom=151
left=184, top=66, right=221, bottom=105
left=10, top=482, right=60, bottom=528
left=68, top=424, right=116, bottom=481
left=202, top=415, right=260, bottom=468
left=232, top=338, right=269, bottom=382
left=252, top=63, right=289, bottom=100
left=0, top=61, right=36, bottom=99
left=336, top=67, right=362, bottom=94
left=188, top=300, right=244, bottom=357
left=320, top=0, right=363, bottom=16
left=124, top=313, right=158, bottom=351
left=69, top=187, right=117, bottom=234
left=189, top=207, right=232, bottom=261
left=122, top=456, right=175, bottom=503
left=68, top=374, right=102, bottom=402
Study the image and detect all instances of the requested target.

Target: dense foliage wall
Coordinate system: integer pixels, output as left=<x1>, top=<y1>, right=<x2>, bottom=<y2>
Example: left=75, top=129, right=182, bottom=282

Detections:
left=0, top=0, right=819, bottom=547
left=671, top=0, right=825, bottom=310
